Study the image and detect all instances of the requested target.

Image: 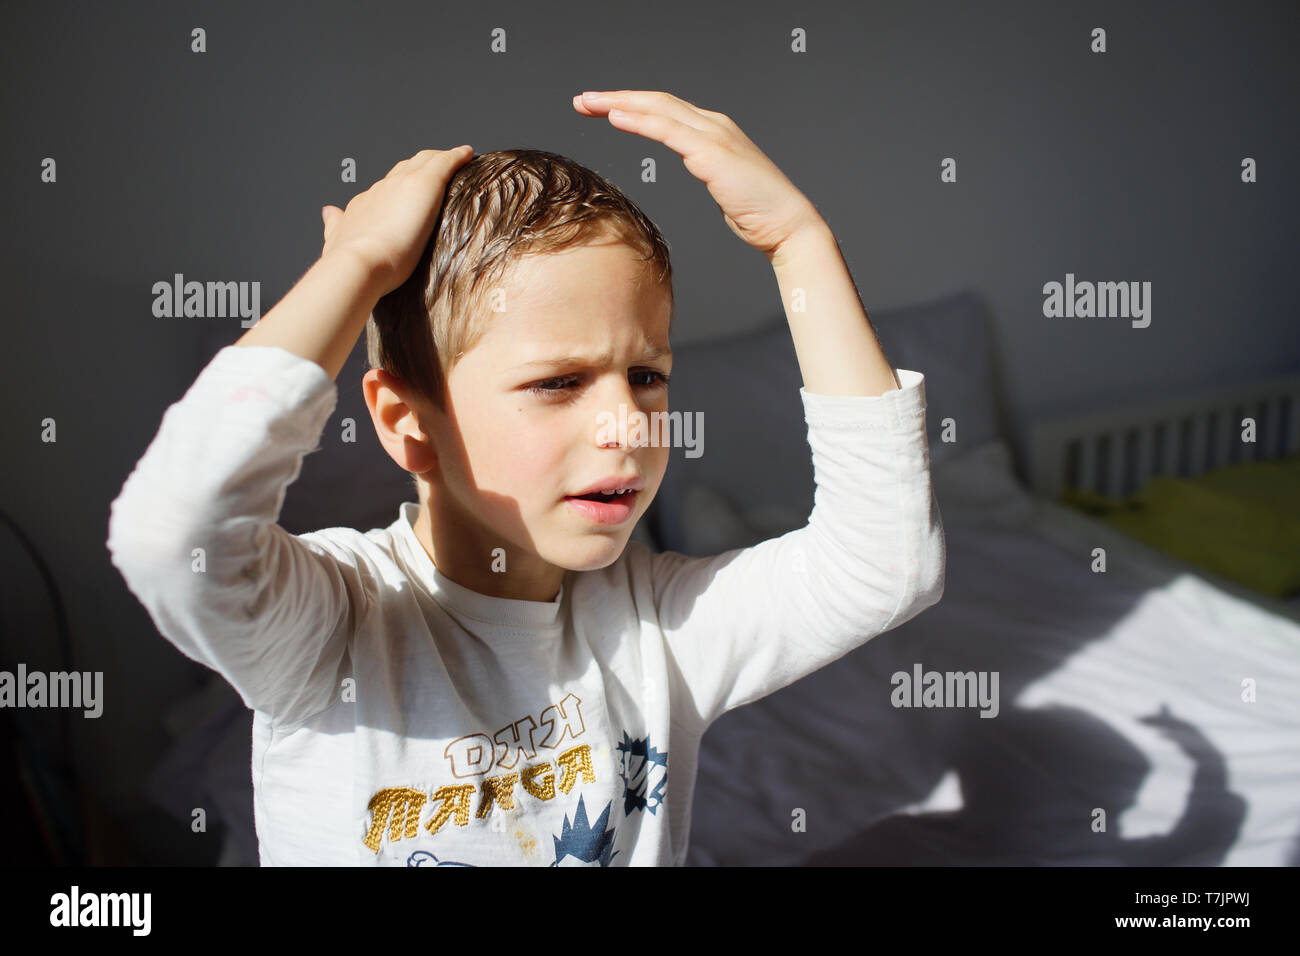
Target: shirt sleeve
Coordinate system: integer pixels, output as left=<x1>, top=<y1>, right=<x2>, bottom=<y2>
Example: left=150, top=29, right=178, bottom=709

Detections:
left=106, top=345, right=371, bottom=727
left=649, top=368, right=946, bottom=729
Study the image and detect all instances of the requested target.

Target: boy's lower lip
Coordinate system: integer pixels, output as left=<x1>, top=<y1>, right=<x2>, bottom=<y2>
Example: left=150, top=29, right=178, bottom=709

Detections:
left=564, top=491, right=638, bottom=525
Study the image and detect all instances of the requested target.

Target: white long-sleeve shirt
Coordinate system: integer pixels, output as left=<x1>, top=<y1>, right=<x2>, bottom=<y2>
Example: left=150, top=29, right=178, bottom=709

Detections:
left=107, top=345, right=944, bottom=866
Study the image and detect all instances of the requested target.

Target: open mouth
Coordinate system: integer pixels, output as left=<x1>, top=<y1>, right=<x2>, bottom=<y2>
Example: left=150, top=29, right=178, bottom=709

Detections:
left=564, top=490, right=639, bottom=525
left=568, top=490, right=636, bottom=504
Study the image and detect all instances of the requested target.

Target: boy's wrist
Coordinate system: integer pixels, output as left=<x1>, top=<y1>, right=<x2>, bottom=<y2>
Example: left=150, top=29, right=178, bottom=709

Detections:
left=318, top=246, right=393, bottom=307
left=766, top=213, right=834, bottom=270
left=234, top=246, right=390, bottom=381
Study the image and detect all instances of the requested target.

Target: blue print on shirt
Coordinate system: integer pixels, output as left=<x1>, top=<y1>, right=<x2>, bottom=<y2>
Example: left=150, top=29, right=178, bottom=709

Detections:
left=616, top=731, right=668, bottom=816
left=550, top=794, right=618, bottom=866
left=407, top=851, right=475, bottom=867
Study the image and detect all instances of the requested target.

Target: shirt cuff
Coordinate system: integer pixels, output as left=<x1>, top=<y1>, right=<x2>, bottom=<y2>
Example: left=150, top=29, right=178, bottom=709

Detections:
left=799, top=368, right=926, bottom=432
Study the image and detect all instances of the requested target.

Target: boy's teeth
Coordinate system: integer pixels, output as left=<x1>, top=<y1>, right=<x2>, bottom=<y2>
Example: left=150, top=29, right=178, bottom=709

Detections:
left=579, top=488, right=632, bottom=500
left=573, top=488, right=635, bottom=499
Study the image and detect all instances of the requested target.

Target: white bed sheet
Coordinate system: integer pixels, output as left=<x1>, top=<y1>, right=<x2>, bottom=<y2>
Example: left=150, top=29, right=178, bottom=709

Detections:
left=686, top=441, right=1300, bottom=866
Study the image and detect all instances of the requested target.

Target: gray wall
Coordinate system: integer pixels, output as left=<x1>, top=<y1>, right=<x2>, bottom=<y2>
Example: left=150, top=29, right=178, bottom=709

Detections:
left=0, top=0, right=1295, bottom=863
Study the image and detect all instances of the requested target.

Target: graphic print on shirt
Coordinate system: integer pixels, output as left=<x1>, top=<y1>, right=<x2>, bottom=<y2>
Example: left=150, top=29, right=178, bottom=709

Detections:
left=406, top=851, right=474, bottom=867
left=402, top=793, right=620, bottom=867
left=363, top=694, right=671, bottom=865
left=550, top=794, right=618, bottom=866
left=363, top=693, right=597, bottom=860
left=616, top=731, right=668, bottom=817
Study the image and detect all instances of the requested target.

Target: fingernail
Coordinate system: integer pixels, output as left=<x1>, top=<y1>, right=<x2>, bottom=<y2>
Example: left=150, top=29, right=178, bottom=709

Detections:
left=582, top=91, right=607, bottom=101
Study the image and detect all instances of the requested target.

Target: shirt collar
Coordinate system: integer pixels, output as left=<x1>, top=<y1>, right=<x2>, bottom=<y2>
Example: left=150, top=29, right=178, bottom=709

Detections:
left=391, top=501, right=567, bottom=631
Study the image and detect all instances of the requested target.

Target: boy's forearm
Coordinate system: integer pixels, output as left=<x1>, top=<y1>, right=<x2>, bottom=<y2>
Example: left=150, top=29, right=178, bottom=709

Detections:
left=233, top=250, right=388, bottom=382
left=769, top=219, right=901, bottom=398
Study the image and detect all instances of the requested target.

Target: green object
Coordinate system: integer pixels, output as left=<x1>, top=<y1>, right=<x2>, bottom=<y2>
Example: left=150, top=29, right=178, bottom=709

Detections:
left=1060, top=455, right=1300, bottom=599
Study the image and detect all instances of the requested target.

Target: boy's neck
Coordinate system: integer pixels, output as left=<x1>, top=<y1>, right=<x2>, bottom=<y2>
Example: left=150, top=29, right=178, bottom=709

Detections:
left=411, top=496, right=566, bottom=605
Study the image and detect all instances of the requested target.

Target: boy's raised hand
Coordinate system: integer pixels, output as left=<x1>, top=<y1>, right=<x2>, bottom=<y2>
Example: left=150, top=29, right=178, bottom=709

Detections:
left=320, top=145, right=475, bottom=297
left=573, top=90, right=823, bottom=263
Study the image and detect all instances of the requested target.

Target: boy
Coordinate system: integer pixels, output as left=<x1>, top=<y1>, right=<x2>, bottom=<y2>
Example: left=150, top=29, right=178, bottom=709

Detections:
left=107, top=90, right=945, bottom=866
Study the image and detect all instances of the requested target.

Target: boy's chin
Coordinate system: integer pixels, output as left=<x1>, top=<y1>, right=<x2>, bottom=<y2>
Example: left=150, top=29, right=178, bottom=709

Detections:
left=547, top=533, right=630, bottom=573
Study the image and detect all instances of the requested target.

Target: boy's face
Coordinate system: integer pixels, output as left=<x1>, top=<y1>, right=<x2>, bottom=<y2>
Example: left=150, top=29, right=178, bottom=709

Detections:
left=367, top=234, right=673, bottom=604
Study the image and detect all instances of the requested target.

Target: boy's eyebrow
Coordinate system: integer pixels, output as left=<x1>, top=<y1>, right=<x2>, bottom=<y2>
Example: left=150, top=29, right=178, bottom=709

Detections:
left=512, top=344, right=672, bottom=370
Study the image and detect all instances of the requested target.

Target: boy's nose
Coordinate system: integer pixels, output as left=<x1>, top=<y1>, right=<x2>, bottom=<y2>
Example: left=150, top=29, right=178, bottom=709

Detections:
left=591, top=375, right=649, bottom=448
left=596, top=372, right=641, bottom=408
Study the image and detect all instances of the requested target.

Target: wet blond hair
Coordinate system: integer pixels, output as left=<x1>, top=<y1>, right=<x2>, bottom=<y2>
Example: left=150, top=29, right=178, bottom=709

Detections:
left=365, top=148, right=674, bottom=411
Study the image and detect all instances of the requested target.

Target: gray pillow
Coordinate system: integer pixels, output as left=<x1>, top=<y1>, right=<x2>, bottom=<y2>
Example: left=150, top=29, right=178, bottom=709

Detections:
left=870, top=291, right=1007, bottom=466
left=680, top=484, right=808, bottom=555
left=648, top=290, right=1008, bottom=555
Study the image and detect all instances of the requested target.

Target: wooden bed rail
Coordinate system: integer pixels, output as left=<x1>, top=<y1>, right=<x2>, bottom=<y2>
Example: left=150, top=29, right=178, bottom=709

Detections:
left=1027, top=374, right=1300, bottom=500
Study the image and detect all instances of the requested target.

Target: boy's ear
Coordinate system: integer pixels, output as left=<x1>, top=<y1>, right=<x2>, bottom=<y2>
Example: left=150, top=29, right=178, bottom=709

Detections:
left=362, top=368, right=438, bottom=476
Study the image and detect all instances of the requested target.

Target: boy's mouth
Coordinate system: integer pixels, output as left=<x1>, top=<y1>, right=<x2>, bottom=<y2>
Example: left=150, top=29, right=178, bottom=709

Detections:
left=564, top=489, right=640, bottom=525
left=565, top=475, right=645, bottom=500
left=567, top=489, right=637, bottom=503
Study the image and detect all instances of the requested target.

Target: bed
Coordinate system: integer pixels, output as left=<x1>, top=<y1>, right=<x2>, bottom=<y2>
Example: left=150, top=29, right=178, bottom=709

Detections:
left=137, top=291, right=1300, bottom=866
left=682, top=442, right=1300, bottom=866
left=650, top=291, right=1300, bottom=867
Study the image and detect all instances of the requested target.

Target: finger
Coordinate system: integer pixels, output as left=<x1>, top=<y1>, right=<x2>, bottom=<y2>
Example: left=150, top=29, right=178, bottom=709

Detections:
left=579, top=90, right=719, bottom=133
left=602, top=108, right=720, bottom=163
left=410, top=146, right=464, bottom=168
left=386, top=149, right=437, bottom=178
left=321, top=205, right=342, bottom=238
left=422, top=145, right=475, bottom=167
left=573, top=94, right=612, bottom=117
left=385, top=146, right=471, bottom=180
left=410, top=148, right=476, bottom=188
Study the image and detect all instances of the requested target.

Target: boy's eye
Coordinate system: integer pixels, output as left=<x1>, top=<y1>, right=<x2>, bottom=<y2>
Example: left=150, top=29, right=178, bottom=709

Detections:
left=527, top=370, right=671, bottom=397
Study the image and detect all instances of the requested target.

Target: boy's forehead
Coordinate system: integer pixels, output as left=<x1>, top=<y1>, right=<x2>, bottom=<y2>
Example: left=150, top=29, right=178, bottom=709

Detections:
left=481, top=300, right=672, bottom=371
left=500, top=240, right=662, bottom=302
left=490, top=316, right=672, bottom=368
left=484, top=249, right=671, bottom=353
left=504, top=338, right=672, bottom=372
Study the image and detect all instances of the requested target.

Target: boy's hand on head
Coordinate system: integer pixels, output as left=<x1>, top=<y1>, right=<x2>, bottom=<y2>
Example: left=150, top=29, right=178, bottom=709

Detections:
left=573, top=90, right=823, bottom=263
left=320, top=145, right=475, bottom=297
